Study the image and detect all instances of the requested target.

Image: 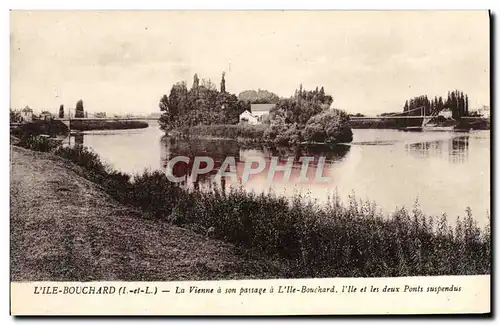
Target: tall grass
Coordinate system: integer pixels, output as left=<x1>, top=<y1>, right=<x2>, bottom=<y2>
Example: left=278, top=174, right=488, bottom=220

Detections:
left=16, top=138, right=491, bottom=277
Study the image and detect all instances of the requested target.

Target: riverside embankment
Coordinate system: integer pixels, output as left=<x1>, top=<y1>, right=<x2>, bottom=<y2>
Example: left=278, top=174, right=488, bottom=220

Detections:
left=10, top=145, right=284, bottom=281
left=10, top=138, right=491, bottom=278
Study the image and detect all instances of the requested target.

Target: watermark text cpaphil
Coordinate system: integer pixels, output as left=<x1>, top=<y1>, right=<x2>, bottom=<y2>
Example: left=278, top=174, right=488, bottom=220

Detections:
left=164, top=156, right=331, bottom=184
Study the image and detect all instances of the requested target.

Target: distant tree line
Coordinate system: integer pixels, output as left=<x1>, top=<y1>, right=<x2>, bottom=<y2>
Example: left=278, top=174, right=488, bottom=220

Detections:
left=403, top=90, right=469, bottom=119
left=159, top=73, right=251, bottom=132
left=11, top=99, right=88, bottom=122
left=238, top=89, right=280, bottom=104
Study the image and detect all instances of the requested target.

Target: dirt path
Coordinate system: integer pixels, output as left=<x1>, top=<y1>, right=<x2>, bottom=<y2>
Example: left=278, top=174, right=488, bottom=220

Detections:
left=10, top=146, right=283, bottom=281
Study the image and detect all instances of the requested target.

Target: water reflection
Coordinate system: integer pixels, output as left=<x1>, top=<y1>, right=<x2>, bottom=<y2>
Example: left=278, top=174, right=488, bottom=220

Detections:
left=66, top=133, right=85, bottom=147
left=449, top=136, right=469, bottom=164
left=406, top=140, right=443, bottom=159
left=74, top=133, right=84, bottom=146
left=405, top=135, right=470, bottom=164
left=160, top=136, right=351, bottom=190
left=61, top=128, right=490, bottom=228
left=160, top=137, right=241, bottom=189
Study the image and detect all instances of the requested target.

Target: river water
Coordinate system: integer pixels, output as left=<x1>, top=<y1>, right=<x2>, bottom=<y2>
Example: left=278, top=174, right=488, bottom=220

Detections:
left=69, top=121, right=491, bottom=226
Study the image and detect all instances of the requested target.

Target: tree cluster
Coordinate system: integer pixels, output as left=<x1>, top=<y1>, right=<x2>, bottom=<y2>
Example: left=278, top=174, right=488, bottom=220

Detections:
left=159, top=73, right=251, bottom=132
left=403, top=90, right=469, bottom=119
left=445, top=90, right=469, bottom=119
left=264, top=85, right=352, bottom=145
left=238, top=89, right=280, bottom=104
left=294, top=84, right=334, bottom=107
left=303, top=110, right=353, bottom=144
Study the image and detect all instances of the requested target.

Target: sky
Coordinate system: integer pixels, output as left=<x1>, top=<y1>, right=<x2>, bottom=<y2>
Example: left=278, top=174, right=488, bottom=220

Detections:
left=10, top=10, right=490, bottom=115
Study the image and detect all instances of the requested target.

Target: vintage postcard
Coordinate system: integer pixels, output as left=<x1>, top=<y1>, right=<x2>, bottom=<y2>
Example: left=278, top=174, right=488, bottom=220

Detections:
left=9, top=10, right=491, bottom=315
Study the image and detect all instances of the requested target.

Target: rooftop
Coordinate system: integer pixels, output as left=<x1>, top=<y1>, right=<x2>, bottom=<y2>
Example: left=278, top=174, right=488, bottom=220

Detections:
left=251, top=103, right=275, bottom=112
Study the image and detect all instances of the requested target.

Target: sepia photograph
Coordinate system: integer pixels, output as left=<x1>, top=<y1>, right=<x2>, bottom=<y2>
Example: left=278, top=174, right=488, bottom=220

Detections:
left=9, top=10, right=491, bottom=315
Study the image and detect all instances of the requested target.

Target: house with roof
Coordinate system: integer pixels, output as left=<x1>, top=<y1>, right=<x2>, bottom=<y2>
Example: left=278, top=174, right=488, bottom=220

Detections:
left=250, top=103, right=275, bottom=122
left=21, top=106, right=33, bottom=122
left=39, top=111, right=53, bottom=121
left=438, top=108, right=453, bottom=119
left=239, top=103, right=276, bottom=125
left=239, top=110, right=259, bottom=125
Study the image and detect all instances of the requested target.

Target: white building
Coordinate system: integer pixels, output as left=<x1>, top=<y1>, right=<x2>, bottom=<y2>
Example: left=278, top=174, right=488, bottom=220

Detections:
left=39, top=111, right=53, bottom=120
left=21, top=106, right=33, bottom=122
left=239, top=110, right=259, bottom=125
left=438, top=108, right=453, bottom=119
left=251, top=103, right=275, bottom=122
left=477, top=105, right=490, bottom=118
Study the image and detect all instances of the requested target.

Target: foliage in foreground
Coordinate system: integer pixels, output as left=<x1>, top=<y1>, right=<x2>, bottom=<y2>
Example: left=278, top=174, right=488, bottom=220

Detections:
left=16, top=139, right=491, bottom=277
left=17, top=135, right=60, bottom=152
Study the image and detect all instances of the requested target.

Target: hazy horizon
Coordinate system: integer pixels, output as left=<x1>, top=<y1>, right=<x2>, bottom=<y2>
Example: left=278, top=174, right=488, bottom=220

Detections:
left=10, top=11, right=490, bottom=116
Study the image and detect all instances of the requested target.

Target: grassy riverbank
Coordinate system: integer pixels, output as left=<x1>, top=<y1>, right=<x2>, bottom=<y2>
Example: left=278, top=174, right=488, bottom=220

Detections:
left=13, top=136, right=491, bottom=278
left=457, top=117, right=491, bottom=130
left=10, top=145, right=284, bottom=281
left=170, top=124, right=267, bottom=143
left=69, top=120, right=149, bottom=131
left=11, top=120, right=69, bottom=138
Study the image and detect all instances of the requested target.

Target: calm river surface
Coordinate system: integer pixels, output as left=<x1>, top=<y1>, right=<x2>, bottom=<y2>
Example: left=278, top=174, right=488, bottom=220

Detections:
left=70, top=121, right=491, bottom=226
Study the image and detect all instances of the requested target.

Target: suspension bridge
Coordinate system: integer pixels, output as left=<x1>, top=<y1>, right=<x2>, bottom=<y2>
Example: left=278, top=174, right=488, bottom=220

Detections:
left=348, top=106, right=458, bottom=131
left=349, top=106, right=437, bottom=120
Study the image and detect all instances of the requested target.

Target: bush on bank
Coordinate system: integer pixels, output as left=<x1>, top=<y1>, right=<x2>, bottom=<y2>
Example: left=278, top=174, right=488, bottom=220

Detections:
left=14, top=137, right=491, bottom=277
left=17, top=135, right=60, bottom=152
left=303, top=110, right=353, bottom=144
left=175, top=124, right=268, bottom=140
left=69, top=120, right=149, bottom=131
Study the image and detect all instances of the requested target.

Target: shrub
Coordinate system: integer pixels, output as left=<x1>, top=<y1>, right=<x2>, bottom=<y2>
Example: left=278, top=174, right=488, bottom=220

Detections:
left=303, top=109, right=353, bottom=144
left=54, top=145, right=108, bottom=177
left=17, top=135, right=60, bottom=152
left=263, top=117, right=302, bottom=146
left=11, top=120, right=68, bottom=138
left=184, top=124, right=267, bottom=139
left=130, top=170, right=185, bottom=219
left=21, top=141, right=490, bottom=278
left=101, top=170, right=132, bottom=202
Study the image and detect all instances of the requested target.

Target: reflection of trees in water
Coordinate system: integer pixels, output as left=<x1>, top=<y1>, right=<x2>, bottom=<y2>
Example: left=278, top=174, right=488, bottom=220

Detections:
left=160, top=137, right=241, bottom=188
left=406, top=140, right=443, bottom=158
left=74, top=134, right=84, bottom=145
left=69, top=134, right=85, bottom=146
left=160, top=136, right=351, bottom=189
left=405, top=135, right=469, bottom=164
left=257, top=143, right=351, bottom=165
left=449, top=136, right=469, bottom=164
left=161, top=136, right=240, bottom=159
